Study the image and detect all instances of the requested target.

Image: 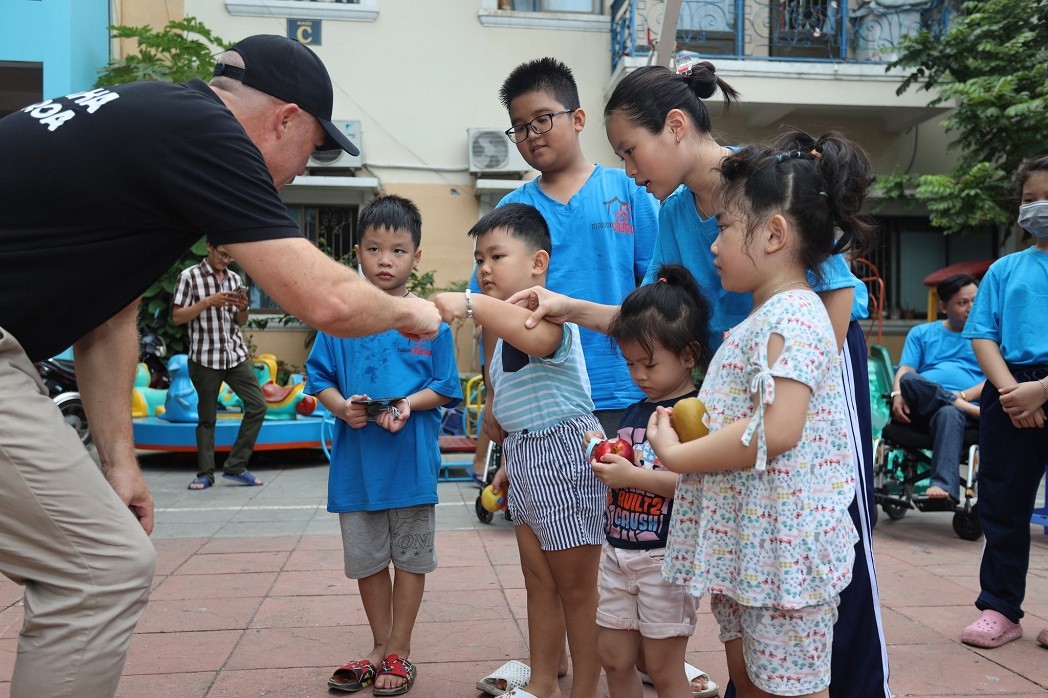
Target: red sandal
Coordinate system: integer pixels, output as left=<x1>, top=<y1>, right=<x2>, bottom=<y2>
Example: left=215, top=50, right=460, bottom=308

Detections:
left=328, top=659, right=377, bottom=693
left=373, top=653, right=417, bottom=696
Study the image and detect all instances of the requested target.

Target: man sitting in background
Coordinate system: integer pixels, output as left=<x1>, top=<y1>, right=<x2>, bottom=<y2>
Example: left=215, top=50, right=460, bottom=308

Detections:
left=890, top=274, right=985, bottom=501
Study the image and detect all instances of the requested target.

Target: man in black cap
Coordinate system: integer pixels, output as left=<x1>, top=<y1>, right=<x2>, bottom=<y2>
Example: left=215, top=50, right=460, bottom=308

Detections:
left=0, top=35, right=440, bottom=697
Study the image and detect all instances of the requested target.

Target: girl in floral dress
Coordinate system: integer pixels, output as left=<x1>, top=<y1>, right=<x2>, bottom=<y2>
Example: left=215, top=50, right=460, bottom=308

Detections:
left=646, top=131, right=877, bottom=698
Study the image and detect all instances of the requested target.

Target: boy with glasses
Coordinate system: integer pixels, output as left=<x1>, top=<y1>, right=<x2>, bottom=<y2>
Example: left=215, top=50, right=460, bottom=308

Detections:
left=475, top=58, right=717, bottom=698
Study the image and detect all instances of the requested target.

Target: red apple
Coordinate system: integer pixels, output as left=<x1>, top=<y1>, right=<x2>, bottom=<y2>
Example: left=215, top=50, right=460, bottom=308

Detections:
left=589, top=436, right=635, bottom=464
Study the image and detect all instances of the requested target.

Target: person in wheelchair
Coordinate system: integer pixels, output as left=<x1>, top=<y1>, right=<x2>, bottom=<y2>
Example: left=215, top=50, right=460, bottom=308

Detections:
left=889, top=273, right=985, bottom=503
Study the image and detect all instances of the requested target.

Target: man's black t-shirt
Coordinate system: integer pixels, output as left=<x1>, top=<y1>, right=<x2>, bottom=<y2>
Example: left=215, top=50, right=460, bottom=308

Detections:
left=0, top=79, right=301, bottom=361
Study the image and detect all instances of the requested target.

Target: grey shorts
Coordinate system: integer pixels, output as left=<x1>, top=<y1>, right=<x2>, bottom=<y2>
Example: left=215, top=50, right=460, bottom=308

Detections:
left=338, top=504, right=437, bottom=578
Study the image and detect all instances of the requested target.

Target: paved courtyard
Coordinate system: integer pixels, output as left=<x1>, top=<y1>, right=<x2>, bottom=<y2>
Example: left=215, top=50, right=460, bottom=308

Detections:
left=0, top=449, right=1045, bottom=697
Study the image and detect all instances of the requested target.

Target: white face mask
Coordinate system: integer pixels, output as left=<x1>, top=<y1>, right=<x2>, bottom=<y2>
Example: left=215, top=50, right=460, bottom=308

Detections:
left=1018, top=200, right=1048, bottom=238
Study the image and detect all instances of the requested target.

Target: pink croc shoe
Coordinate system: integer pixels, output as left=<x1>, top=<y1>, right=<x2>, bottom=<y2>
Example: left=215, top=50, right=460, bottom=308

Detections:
left=961, top=610, right=1023, bottom=648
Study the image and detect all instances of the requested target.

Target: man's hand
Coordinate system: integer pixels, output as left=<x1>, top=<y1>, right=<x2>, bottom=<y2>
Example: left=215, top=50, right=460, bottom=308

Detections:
left=504, top=286, right=572, bottom=329
left=104, top=463, right=155, bottom=535
left=890, top=393, right=911, bottom=424
left=398, top=296, right=441, bottom=341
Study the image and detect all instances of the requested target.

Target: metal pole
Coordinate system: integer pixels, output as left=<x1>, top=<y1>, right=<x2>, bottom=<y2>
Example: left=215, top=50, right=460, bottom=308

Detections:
left=655, top=0, right=683, bottom=67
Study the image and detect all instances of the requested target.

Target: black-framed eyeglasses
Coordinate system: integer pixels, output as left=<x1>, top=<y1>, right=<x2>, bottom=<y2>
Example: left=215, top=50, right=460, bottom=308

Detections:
left=505, top=109, right=577, bottom=143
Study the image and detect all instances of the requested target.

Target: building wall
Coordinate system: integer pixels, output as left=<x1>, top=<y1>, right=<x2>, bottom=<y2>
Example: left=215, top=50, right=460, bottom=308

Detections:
left=0, top=0, right=109, bottom=98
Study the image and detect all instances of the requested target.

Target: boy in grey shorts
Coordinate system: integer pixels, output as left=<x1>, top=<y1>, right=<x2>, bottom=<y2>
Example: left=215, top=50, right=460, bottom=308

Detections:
left=305, top=196, right=462, bottom=695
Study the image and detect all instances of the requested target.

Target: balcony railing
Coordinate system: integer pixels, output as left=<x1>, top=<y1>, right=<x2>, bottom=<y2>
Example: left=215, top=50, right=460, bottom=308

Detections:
left=611, top=0, right=958, bottom=72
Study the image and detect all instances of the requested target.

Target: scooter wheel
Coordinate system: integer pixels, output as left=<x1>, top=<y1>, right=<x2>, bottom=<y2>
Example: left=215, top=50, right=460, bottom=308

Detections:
left=475, top=495, right=494, bottom=524
left=54, top=392, right=91, bottom=446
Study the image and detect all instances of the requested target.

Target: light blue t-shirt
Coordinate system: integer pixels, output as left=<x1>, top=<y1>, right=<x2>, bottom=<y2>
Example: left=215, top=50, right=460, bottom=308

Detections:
left=305, top=324, right=463, bottom=513
left=643, top=184, right=868, bottom=349
left=472, top=164, right=659, bottom=411
left=964, top=246, right=1048, bottom=366
left=490, top=323, right=594, bottom=434
left=900, top=321, right=983, bottom=392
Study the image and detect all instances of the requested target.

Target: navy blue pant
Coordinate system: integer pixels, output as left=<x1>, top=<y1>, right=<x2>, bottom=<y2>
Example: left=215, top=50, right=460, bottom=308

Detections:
left=975, top=366, right=1048, bottom=623
left=723, top=323, right=892, bottom=698
left=898, top=371, right=977, bottom=498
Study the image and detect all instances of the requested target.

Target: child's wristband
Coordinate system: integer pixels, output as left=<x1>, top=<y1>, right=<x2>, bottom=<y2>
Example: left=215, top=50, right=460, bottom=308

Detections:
left=1040, top=377, right=1048, bottom=401
left=464, top=288, right=473, bottom=319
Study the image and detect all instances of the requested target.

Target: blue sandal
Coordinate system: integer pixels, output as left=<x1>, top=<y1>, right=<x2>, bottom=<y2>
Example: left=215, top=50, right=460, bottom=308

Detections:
left=187, top=476, right=212, bottom=490
left=222, top=470, right=262, bottom=486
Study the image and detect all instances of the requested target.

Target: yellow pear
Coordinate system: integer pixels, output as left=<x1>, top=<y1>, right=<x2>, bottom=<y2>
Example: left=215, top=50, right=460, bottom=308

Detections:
left=671, top=397, right=709, bottom=442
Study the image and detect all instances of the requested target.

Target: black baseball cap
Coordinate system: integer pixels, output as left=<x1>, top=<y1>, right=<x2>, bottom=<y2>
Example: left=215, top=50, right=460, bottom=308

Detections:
left=213, top=34, right=359, bottom=156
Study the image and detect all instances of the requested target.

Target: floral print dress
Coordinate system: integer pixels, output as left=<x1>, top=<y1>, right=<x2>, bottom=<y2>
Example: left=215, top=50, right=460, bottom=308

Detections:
left=663, top=290, right=858, bottom=609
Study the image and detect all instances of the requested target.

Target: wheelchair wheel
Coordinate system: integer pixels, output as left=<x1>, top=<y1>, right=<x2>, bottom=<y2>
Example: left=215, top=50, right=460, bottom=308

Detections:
left=952, top=503, right=982, bottom=541
left=475, top=495, right=494, bottom=524
left=882, top=501, right=908, bottom=521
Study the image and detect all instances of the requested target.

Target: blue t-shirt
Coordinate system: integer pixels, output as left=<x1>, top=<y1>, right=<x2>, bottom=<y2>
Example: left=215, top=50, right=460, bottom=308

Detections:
left=489, top=323, right=594, bottom=433
left=305, top=324, right=463, bottom=513
left=472, top=164, right=659, bottom=411
left=605, top=390, right=695, bottom=549
left=643, top=184, right=868, bottom=349
left=964, top=246, right=1048, bottom=366
left=900, top=321, right=983, bottom=392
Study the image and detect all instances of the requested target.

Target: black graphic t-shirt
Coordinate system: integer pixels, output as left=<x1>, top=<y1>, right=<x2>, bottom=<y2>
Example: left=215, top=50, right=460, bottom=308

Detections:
left=605, top=390, right=697, bottom=549
left=0, top=79, right=300, bottom=361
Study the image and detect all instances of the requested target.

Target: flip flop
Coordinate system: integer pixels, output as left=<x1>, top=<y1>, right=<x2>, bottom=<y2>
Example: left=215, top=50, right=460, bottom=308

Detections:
left=328, top=659, right=376, bottom=692
left=222, top=470, right=262, bottom=486
left=187, top=476, right=212, bottom=490
left=961, top=609, right=1023, bottom=648
left=373, top=653, right=416, bottom=696
left=639, top=662, right=720, bottom=698
left=476, top=659, right=531, bottom=696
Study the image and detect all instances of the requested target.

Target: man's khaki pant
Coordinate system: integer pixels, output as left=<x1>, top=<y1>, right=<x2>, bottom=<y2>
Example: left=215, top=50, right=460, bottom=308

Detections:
left=0, top=326, right=156, bottom=697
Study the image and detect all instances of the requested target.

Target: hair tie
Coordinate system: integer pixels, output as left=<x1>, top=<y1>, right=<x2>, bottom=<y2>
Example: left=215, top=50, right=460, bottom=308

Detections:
left=810, top=148, right=821, bottom=159
left=775, top=150, right=812, bottom=164
left=675, top=59, right=695, bottom=77
left=657, top=277, right=668, bottom=283
left=819, top=191, right=828, bottom=198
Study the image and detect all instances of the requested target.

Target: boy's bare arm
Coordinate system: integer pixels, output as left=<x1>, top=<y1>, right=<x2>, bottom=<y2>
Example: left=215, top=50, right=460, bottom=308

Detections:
left=433, top=292, right=562, bottom=357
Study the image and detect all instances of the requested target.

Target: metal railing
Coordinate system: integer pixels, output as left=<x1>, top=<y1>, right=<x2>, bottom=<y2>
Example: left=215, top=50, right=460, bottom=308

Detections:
left=612, top=0, right=958, bottom=72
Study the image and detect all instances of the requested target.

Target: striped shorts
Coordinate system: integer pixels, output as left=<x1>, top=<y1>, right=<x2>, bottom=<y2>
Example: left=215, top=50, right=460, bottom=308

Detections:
left=503, top=414, right=608, bottom=551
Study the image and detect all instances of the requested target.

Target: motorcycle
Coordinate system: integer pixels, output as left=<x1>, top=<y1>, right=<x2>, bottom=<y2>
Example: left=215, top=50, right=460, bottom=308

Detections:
left=34, top=354, right=90, bottom=445
left=139, top=331, right=170, bottom=389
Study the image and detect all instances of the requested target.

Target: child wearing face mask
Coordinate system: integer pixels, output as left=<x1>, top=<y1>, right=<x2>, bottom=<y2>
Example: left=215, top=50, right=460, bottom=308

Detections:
left=959, top=154, right=1048, bottom=651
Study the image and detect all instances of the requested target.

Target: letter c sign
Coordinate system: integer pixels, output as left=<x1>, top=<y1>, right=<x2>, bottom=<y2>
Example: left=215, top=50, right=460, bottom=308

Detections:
left=287, top=19, right=321, bottom=46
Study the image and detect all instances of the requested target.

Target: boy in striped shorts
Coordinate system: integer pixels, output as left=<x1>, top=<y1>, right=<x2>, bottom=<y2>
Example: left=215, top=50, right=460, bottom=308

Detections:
left=434, top=204, right=607, bottom=698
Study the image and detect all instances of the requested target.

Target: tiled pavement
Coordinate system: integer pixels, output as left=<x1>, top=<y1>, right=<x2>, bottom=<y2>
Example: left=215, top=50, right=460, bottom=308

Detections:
left=0, top=450, right=1046, bottom=697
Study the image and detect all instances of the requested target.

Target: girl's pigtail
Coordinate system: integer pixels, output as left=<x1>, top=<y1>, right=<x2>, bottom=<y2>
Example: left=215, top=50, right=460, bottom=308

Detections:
left=812, top=133, right=877, bottom=258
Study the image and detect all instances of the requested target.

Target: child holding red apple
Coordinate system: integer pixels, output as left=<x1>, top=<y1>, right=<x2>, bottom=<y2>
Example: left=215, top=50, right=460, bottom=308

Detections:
left=584, top=264, right=719, bottom=698
left=645, top=133, right=875, bottom=698
left=434, top=204, right=607, bottom=698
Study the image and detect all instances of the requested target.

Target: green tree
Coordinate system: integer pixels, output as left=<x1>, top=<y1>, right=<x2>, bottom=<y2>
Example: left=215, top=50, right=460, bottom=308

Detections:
left=883, top=0, right=1048, bottom=241
left=94, top=17, right=228, bottom=355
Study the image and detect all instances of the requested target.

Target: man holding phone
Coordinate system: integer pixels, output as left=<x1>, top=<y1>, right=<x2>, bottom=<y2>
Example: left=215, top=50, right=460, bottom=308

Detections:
left=173, top=241, right=267, bottom=489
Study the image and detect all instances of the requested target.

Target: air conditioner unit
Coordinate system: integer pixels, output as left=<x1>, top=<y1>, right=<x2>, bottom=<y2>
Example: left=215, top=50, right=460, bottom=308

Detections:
left=308, top=120, right=363, bottom=169
left=467, top=127, right=530, bottom=176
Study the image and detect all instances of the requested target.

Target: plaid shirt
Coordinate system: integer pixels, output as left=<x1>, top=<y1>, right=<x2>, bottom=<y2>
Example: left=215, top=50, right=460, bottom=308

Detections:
left=172, top=260, right=250, bottom=369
